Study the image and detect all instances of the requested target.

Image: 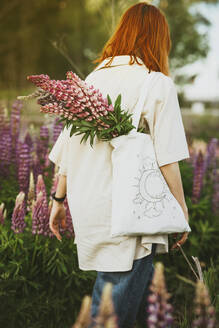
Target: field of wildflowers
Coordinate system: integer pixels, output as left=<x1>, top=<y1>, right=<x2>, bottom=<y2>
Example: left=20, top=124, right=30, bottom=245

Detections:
left=0, top=100, right=219, bottom=328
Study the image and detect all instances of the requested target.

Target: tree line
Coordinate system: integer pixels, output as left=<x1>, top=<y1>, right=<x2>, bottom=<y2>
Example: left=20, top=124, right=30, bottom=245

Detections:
left=0, top=0, right=218, bottom=90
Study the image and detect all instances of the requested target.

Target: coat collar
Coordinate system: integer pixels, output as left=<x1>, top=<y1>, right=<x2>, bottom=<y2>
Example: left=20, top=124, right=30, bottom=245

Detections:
left=94, top=55, right=145, bottom=71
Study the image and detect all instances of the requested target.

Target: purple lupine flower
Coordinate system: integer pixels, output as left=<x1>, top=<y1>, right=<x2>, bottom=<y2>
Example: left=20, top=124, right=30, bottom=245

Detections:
left=35, top=137, right=43, bottom=172
left=10, top=100, right=22, bottom=165
left=33, top=174, right=53, bottom=237
left=35, top=125, right=49, bottom=172
left=51, top=172, right=59, bottom=194
left=32, top=152, right=43, bottom=184
left=0, top=104, right=6, bottom=133
left=40, top=125, right=49, bottom=151
left=0, top=203, right=7, bottom=225
left=10, top=100, right=22, bottom=138
left=53, top=117, right=63, bottom=143
left=191, top=151, right=198, bottom=169
left=44, top=149, right=51, bottom=176
left=0, top=124, right=12, bottom=176
left=147, top=262, right=173, bottom=328
left=18, top=142, right=31, bottom=194
left=192, top=151, right=205, bottom=204
left=11, top=192, right=26, bottom=233
left=24, top=131, right=34, bottom=153
left=212, top=169, right=219, bottom=215
left=192, top=280, right=217, bottom=328
left=204, top=138, right=218, bottom=173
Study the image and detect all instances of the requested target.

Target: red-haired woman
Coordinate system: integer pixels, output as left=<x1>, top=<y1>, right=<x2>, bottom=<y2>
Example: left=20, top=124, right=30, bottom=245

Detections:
left=49, top=2, right=190, bottom=327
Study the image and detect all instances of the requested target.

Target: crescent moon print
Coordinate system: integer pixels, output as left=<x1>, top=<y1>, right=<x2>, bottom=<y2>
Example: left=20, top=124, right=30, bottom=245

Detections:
left=132, top=155, right=174, bottom=219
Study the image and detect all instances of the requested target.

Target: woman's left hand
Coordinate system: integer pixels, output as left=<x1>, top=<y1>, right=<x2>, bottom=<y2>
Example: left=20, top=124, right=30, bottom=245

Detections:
left=49, top=201, right=66, bottom=241
left=171, top=206, right=189, bottom=250
left=171, top=232, right=189, bottom=250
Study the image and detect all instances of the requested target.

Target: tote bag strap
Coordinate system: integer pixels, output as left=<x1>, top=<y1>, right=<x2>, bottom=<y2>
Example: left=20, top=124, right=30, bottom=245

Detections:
left=132, top=71, right=158, bottom=130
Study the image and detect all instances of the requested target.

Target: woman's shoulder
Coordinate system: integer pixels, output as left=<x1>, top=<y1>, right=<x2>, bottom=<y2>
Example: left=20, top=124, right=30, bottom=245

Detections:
left=147, top=71, right=177, bottom=103
left=152, top=71, right=175, bottom=89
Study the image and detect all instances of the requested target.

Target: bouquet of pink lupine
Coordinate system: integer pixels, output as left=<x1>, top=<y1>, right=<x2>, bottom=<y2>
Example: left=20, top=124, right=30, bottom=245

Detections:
left=18, top=72, right=135, bottom=147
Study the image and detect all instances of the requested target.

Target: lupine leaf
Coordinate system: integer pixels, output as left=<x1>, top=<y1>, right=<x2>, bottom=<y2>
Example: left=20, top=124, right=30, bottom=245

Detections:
left=84, top=131, right=90, bottom=143
left=70, top=125, right=75, bottom=137
left=81, top=121, right=94, bottom=128
left=57, top=117, right=66, bottom=123
left=114, top=94, right=122, bottom=107
left=107, top=94, right=112, bottom=105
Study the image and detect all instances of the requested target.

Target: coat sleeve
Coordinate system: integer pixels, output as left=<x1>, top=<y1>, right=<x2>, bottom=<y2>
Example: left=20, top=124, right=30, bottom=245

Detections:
left=48, top=127, right=69, bottom=175
left=143, top=76, right=190, bottom=167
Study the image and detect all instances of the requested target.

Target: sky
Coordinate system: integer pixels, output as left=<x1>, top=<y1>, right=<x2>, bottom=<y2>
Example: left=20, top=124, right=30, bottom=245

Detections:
left=183, top=3, right=219, bottom=101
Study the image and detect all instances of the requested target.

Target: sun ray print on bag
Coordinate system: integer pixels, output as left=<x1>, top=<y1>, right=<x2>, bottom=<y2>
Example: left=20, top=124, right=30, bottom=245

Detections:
left=132, top=155, right=175, bottom=219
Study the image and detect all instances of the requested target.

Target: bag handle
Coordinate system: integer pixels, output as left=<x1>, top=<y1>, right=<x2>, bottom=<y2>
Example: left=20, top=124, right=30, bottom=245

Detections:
left=132, top=72, right=157, bottom=130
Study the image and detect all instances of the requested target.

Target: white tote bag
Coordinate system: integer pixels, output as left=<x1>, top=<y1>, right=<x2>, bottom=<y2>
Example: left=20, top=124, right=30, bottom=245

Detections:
left=109, top=72, right=191, bottom=237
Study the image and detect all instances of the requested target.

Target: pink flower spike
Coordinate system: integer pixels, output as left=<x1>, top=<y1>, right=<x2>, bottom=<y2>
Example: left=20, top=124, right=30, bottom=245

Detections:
left=11, top=192, right=26, bottom=233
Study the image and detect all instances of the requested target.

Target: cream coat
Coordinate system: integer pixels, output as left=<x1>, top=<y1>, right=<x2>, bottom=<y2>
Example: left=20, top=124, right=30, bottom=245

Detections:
left=48, top=55, right=190, bottom=271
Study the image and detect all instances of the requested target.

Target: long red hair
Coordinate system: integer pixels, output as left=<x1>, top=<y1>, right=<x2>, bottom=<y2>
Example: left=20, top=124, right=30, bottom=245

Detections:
left=94, top=2, right=171, bottom=76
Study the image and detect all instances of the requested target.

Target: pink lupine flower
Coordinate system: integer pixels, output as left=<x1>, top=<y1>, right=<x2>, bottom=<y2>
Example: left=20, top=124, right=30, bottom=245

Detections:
left=147, top=262, right=173, bottom=328
left=32, top=191, right=45, bottom=235
left=33, top=71, right=112, bottom=122
left=11, top=192, right=26, bottom=233
left=0, top=203, right=7, bottom=225
left=192, top=280, right=217, bottom=328
left=19, top=71, right=134, bottom=146
left=86, top=283, right=119, bottom=328
left=32, top=191, right=52, bottom=237
left=72, top=296, right=92, bottom=328
left=36, top=174, right=47, bottom=200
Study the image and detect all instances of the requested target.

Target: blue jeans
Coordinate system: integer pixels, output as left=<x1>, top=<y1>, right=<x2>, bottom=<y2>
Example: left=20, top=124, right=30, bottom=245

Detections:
left=89, top=243, right=157, bottom=328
